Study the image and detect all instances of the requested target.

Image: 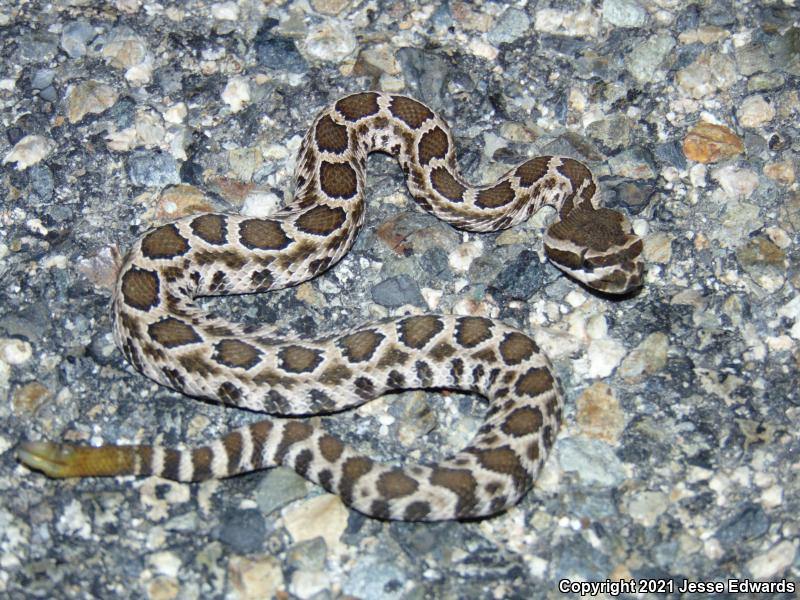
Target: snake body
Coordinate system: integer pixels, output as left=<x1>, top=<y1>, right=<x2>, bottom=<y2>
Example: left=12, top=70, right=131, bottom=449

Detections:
left=19, top=92, right=643, bottom=520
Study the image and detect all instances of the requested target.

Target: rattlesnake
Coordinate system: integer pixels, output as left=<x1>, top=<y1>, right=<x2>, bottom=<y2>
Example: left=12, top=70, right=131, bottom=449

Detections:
left=19, top=92, right=643, bottom=521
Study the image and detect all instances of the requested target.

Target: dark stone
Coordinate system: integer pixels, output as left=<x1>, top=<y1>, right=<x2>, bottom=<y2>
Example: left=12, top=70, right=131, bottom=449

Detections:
left=104, top=96, right=137, bottom=129
left=371, top=275, right=426, bottom=308
left=715, top=503, right=770, bottom=545
left=29, top=164, right=54, bottom=202
left=127, top=150, right=180, bottom=187
left=254, top=19, right=306, bottom=73
left=419, top=247, right=452, bottom=281
left=654, top=140, right=687, bottom=170
left=216, top=508, right=266, bottom=554
left=488, top=250, right=544, bottom=302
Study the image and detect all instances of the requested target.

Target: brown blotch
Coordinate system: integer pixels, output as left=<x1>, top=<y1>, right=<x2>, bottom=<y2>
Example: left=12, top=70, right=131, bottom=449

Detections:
left=178, top=350, right=220, bottom=377
left=318, top=434, right=344, bottom=463
left=195, top=249, right=247, bottom=270
left=515, top=156, right=552, bottom=186
left=275, top=421, right=314, bottom=463
left=315, top=114, right=349, bottom=154
left=251, top=268, right=274, bottom=290
left=148, top=317, right=202, bottom=348
left=501, top=407, right=544, bottom=438
left=470, top=447, right=529, bottom=489
left=377, top=470, right=419, bottom=499
left=389, top=95, right=434, bottom=129
left=429, top=167, right=465, bottom=202
left=430, top=467, right=477, bottom=517
left=397, top=315, right=444, bottom=349
left=404, top=501, right=431, bottom=520
left=336, top=329, right=385, bottom=363
left=161, top=448, right=181, bottom=480
left=210, top=270, right=228, bottom=292
left=472, top=348, right=497, bottom=363
left=417, top=126, right=449, bottom=165
left=294, top=204, right=346, bottom=236
left=548, top=207, right=628, bottom=251
left=250, top=420, right=274, bottom=469
left=430, top=342, right=456, bottom=361
left=387, top=369, right=405, bottom=389
left=476, top=180, right=516, bottom=208
left=141, top=224, right=189, bottom=259
left=544, top=245, right=583, bottom=269
left=213, top=339, right=262, bottom=370
left=294, top=449, right=314, bottom=477
left=376, top=347, right=410, bottom=369
left=455, top=317, right=493, bottom=348
left=217, top=381, right=242, bottom=404
left=318, top=363, right=353, bottom=386
left=515, top=367, right=555, bottom=397
left=339, top=456, right=374, bottom=504
left=335, top=92, right=380, bottom=121
left=370, top=500, right=391, bottom=519
left=190, top=214, right=227, bottom=245
left=120, top=267, right=160, bottom=311
left=498, top=332, right=538, bottom=366
left=319, top=161, right=358, bottom=199
left=191, top=447, right=213, bottom=481
left=239, top=219, right=291, bottom=250
left=318, top=469, right=333, bottom=490
left=557, top=158, right=593, bottom=188
left=222, top=430, right=243, bottom=474
left=278, top=345, right=324, bottom=373
left=527, top=442, right=540, bottom=462
left=354, top=376, right=376, bottom=399
left=415, top=360, right=433, bottom=386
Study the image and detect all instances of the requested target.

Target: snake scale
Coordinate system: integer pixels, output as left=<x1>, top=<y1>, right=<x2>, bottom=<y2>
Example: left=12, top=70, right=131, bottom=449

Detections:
left=19, top=92, right=644, bottom=521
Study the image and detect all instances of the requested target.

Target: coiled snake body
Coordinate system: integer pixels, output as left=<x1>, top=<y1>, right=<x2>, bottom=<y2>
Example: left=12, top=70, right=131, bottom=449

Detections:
left=19, top=92, right=643, bottom=521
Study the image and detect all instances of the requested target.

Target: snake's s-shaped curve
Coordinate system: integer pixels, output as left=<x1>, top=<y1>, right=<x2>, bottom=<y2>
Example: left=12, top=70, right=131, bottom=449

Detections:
left=19, top=92, right=643, bottom=520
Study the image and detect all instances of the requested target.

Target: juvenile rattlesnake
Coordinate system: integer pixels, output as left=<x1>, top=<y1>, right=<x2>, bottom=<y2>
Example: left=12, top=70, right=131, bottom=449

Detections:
left=19, top=92, right=643, bottom=520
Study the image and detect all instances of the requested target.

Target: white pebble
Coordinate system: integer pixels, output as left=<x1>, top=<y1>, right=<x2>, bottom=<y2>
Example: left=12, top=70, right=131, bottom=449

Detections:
left=586, top=338, right=626, bottom=377
left=163, top=102, right=187, bottom=124
left=304, top=20, right=356, bottom=62
left=241, top=191, right=281, bottom=218
left=2, top=135, right=55, bottom=170
left=448, top=240, right=484, bottom=273
left=222, top=76, right=250, bottom=112
left=747, top=540, right=797, bottom=580
left=211, top=1, right=239, bottom=20
left=1, top=338, right=33, bottom=365
left=737, top=94, right=776, bottom=128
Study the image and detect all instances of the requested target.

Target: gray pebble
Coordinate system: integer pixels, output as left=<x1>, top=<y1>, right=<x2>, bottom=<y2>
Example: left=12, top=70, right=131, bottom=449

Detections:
left=371, top=275, right=426, bottom=308
left=419, top=247, right=452, bottom=281
left=255, top=467, right=308, bottom=516
left=487, top=8, right=531, bottom=45
left=18, top=32, right=59, bottom=63
left=60, top=21, right=95, bottom=59
left=558, top=438, right=626, bottom=487
left=286, top=537, right=327, bottom=572
left=216, top=508, right=266, bottom=554
left=342, top=554, right=408, bottom=600
left=254, top=20, right=307, bottom=73
left=488, top=250, right=544, bottom=302
left=715, top=503, right=769, bottom=545
left=602, top=0, right=648, bottom=28
left=31, top=69, right=55, bottom=90
left=29, top=164, right=54, bottom=202
left=127, top=150, right=180, bottom=187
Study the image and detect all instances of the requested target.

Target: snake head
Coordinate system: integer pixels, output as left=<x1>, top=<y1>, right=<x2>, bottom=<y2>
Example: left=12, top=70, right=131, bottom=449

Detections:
left=544, top=206, right=644, bottom=295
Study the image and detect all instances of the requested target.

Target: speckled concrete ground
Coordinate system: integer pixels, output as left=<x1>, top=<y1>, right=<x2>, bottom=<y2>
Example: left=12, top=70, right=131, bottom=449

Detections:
left=1, top=1, right=799, bottom=598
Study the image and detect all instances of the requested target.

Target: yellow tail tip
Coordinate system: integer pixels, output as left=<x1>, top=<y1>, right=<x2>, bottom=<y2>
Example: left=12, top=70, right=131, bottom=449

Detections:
left=17, top=440, right=138, bottom=478
left=17, top=441, right=77, bottom=478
